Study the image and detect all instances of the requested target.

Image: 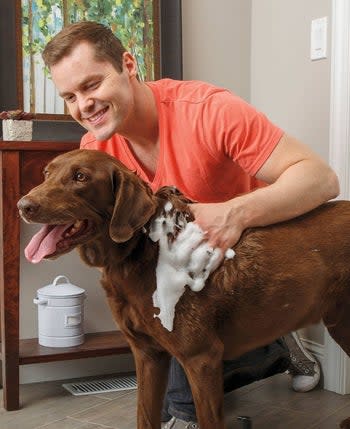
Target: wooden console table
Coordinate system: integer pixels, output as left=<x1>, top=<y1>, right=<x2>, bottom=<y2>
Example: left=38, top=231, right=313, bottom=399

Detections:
left=0, top=141, right=131, bottom=411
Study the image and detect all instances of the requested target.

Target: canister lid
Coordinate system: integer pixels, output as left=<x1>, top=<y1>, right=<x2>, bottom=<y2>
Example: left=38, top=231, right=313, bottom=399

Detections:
left=37, top=275, right=85, bottom=298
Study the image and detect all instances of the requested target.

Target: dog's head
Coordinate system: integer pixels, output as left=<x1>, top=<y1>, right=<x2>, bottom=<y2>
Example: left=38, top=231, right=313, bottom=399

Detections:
left=18, top=149, right=157, bottom=264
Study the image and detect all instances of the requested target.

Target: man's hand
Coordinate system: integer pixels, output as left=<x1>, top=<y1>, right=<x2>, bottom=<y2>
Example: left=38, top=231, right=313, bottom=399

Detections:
left=190, top=201, right=245, bottom=252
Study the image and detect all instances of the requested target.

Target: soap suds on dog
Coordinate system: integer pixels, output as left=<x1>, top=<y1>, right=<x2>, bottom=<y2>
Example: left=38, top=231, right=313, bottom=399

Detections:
left=149, top=202, right=235, bottom=331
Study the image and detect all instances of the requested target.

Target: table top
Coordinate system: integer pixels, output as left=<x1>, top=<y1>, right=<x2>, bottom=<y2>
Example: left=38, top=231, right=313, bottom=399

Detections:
left=0, top=140, right=79, bottom=151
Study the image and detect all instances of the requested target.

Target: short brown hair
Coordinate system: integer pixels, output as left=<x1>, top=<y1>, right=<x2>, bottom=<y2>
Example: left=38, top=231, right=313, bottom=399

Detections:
left=42, top=21, right=127, bottom=72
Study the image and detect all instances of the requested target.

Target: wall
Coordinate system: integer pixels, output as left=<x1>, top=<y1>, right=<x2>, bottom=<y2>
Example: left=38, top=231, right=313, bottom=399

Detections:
left=251, top=0, right=332, bottom=161
left=250, top=0, right=332, bottom=345
left=182, top=0, right=252, bottom=100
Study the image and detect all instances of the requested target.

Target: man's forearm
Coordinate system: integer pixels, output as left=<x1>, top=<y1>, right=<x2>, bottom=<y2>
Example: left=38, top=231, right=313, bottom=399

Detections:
left=192, top=159, right=339, bottom=251
left=236, top=158, right=339, bottom=232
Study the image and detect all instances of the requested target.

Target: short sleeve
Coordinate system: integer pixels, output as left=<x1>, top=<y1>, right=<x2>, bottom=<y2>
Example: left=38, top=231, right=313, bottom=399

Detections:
left=200, top=91, right=284, bottom=176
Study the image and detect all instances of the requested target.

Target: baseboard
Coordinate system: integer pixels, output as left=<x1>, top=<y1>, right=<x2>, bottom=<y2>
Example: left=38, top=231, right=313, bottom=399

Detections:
left=20, top=354, right=135, bottom=384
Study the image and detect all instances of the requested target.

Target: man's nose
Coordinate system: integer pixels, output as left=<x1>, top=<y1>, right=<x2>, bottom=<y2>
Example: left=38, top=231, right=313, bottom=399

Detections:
left=78, top=95, right=94, bottom=113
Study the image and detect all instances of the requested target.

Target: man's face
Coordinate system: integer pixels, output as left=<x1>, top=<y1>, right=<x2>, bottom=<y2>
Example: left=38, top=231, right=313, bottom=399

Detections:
left=50, top=42, right=136, bottom=141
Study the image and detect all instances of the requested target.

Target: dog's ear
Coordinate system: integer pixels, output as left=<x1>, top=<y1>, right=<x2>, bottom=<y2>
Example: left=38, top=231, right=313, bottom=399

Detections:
left=109, top=169, right=157, bottom=243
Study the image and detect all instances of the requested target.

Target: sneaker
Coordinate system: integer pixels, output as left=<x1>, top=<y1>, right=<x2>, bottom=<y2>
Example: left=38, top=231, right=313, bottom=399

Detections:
left=283, top=331, right=321, bottom=392
left=161, top=416, right=199, bottom=429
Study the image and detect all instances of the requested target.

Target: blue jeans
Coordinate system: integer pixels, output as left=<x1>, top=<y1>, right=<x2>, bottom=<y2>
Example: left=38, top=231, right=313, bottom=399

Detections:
left=162, top=339, right=290, bottom=422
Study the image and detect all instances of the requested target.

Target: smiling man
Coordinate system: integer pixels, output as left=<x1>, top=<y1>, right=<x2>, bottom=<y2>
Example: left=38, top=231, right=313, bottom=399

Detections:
left=42, top=21, right=338, bottom=429
left=52, top=43, right=145, bottom=142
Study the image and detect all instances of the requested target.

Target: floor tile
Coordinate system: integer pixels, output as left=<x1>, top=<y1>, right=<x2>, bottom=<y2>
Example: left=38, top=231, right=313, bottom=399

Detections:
left=0, top=381, right=109, bottom=429
left=309, top=403, right=350, bottom=429
left=1, top=373, right=350, bottom=429
left=37, top=417, right=113, bottom=429
left=70, top=391, right=137, bottom=429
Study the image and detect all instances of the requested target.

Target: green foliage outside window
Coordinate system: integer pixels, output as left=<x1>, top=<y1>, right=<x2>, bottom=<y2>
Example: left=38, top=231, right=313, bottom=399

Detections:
left=21, top=0, right=155, bottom=113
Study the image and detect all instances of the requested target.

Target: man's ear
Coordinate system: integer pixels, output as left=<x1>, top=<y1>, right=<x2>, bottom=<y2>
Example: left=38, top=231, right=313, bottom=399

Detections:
left=109, top=169, right=157, bottom=243
left=122, top=51, right=138, bottom=78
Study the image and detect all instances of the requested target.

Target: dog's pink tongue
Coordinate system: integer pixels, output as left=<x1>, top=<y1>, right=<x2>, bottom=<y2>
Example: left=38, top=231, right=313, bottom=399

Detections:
left=25, top=224, right=72, bottom=264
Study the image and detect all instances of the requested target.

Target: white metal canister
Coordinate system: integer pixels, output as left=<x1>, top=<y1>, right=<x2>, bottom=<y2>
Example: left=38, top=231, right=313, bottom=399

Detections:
left=33, top=275, right=86, bottom=347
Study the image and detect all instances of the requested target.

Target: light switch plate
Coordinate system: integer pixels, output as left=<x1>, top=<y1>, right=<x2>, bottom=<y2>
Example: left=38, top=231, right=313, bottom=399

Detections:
left=311, top=17, right=328, bottom=61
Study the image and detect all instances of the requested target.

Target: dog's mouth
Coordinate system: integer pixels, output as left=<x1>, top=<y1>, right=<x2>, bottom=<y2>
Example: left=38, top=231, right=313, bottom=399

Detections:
left=25, top=219, right=94, bottom=264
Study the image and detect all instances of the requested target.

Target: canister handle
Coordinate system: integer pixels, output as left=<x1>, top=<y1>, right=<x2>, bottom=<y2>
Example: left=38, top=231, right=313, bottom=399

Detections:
left=53, top=275, right=70, bottom=286
left=65, top=313, right=82, bottom=327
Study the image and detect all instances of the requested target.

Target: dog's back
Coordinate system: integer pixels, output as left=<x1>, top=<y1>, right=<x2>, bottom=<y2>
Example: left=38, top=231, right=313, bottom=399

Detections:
left=102, top=197, right=350, bottom=363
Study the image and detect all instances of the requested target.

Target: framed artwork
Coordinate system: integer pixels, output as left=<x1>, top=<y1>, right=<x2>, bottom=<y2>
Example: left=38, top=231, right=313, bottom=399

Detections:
left=16, top=0, right=160, bottom=119
left=0, top=0, right=182, bottom=133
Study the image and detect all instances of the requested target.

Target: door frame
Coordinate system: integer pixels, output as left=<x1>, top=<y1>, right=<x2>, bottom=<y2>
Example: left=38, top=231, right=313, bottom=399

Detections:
left=325, top=0, right=350, bottom=394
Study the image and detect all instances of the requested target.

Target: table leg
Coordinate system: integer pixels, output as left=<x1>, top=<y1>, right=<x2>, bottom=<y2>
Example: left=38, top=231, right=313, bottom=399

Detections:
left=0, top=151, right=21, bottom=410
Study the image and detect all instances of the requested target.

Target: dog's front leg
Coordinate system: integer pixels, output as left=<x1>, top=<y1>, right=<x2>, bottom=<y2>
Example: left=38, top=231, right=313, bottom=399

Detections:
left=132, top=346, right=170, bottom=429
left=182, top=342, right=225, bottom=429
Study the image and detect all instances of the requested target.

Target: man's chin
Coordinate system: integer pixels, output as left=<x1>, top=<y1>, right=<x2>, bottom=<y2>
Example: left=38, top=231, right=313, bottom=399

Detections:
left=85, top=125, right=117, bottom=142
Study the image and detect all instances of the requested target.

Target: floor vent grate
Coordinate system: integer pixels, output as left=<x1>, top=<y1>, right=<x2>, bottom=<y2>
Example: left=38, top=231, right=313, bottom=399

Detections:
left=62, top=374, right=137, bottom=396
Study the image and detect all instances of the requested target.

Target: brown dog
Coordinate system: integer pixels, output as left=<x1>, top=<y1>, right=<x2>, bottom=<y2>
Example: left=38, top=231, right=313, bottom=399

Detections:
left=17, top=149, right=350, bottom=429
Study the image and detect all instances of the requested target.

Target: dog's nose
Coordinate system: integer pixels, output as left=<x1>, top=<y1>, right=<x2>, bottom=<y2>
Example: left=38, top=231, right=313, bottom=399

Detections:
left=17, top=196, right=40, bottom=217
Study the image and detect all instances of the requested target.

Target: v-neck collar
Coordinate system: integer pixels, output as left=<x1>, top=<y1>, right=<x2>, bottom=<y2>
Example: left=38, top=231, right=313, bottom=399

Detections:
left=120, top=83, right=164, bottom=189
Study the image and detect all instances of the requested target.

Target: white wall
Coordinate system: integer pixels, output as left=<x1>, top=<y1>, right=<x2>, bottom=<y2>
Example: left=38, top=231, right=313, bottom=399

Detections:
left=251, top=0, right=332, bottom=162
left=250, top=0, right=332, bottom=345
left=182, top=0, right=332, bottom=160
left=182, top=0, right=252, bottom=100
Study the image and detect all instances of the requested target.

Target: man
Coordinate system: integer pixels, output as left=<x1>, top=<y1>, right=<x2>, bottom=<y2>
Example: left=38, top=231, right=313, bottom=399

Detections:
left=42, top=21, right=339, bottom=429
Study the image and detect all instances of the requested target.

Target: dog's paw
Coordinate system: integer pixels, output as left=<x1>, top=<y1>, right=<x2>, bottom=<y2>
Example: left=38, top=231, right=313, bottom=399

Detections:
left=340, top=417, right=350, bottom=428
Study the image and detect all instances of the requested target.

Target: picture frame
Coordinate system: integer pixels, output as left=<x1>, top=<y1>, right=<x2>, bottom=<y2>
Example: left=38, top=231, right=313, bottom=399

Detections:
left=0, top=0, right=182, bottom=125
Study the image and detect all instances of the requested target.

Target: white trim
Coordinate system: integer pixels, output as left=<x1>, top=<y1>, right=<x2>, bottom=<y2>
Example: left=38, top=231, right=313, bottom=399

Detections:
left=325, top=0, right=350, bottom=394
left=324, top=331, right=350, bottom=394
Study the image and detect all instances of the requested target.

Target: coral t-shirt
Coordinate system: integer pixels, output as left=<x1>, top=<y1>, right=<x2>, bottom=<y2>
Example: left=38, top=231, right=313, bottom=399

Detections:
left=80, top=79, right=283, bottom=203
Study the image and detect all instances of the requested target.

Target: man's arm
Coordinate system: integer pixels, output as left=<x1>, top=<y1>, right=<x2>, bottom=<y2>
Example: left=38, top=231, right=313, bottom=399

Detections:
left=191, top=133, right=340, bottom=250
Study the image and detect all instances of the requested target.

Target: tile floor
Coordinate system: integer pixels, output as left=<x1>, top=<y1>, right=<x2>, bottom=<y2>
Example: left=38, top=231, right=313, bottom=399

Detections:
left=1, top=373, right=350, bottom=428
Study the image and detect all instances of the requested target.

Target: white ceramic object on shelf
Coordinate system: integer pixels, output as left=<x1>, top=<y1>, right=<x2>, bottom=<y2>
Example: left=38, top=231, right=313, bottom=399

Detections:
left=33, top=275, right=86, bottom=347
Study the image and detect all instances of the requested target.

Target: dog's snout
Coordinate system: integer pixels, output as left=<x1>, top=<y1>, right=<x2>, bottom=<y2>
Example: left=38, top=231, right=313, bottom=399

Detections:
left=17, top=196, right=40, bottom=217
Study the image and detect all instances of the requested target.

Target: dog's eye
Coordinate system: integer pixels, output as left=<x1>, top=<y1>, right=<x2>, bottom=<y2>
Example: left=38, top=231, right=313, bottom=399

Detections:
left=74, top=171, right=88, bottom=182
left=43, top=169, right=50, bottom=179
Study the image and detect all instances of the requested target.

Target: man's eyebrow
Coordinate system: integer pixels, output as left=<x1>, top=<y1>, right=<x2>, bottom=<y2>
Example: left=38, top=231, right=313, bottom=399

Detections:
left=59, top=90, right=72, bottom=98
left=59, top=75, right=103, bottom=97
